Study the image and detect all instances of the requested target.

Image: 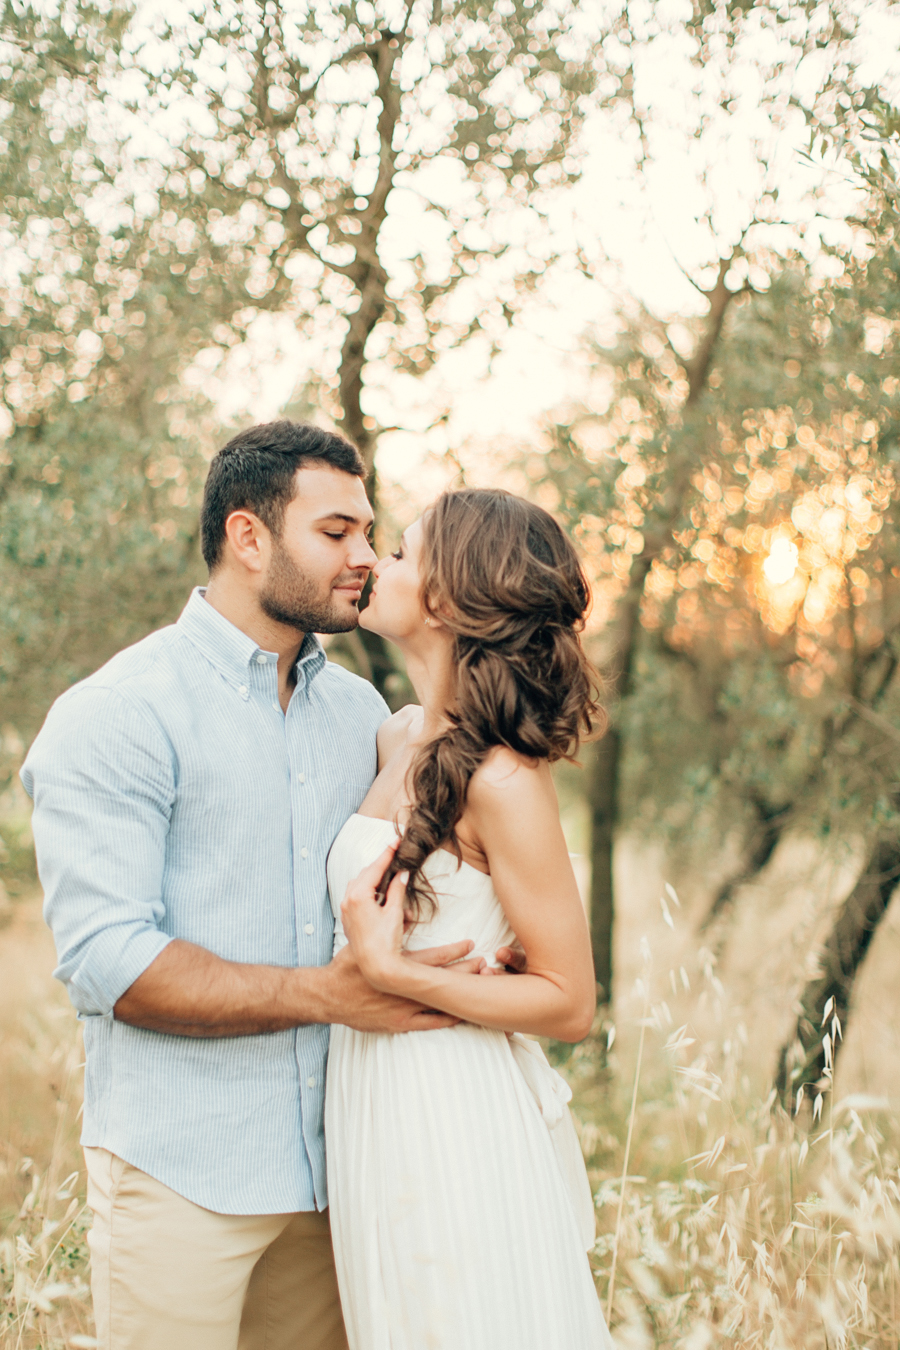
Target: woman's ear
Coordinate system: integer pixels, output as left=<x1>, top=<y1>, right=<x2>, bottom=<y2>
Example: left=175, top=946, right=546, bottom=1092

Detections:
left=422, top=600, right=451, bottom=631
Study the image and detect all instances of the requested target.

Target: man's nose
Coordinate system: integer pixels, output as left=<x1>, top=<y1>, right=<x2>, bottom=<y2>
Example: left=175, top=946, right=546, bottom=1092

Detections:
left=349, top=535, right=378, bottom=571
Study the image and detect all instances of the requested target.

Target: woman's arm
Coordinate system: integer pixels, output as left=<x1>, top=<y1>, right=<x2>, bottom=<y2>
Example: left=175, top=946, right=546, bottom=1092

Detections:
left=340, top=752, right=596, bottom=1042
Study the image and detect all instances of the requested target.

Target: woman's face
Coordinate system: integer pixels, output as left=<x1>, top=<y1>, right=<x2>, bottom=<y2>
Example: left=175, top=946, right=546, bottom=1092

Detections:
left=359, top=516, right=429, bottom=644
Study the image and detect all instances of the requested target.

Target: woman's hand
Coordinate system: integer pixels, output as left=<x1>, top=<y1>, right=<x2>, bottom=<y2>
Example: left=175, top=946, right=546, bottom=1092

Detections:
left=340, top=843, right=407, bottom=988
left=341, top=843, right=486, bottom=996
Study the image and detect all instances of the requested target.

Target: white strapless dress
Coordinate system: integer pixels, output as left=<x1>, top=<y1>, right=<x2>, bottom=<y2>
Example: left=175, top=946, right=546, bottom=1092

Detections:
left=324, top=813, right=615, bottom=1350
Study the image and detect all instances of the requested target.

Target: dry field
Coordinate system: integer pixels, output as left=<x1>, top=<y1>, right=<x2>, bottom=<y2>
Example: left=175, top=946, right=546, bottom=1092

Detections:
left=576, top=833, right=900, bottom=1348
left=3, top=829, right=900, bottom=1347
left=0, top=890, right=93, bottom=1349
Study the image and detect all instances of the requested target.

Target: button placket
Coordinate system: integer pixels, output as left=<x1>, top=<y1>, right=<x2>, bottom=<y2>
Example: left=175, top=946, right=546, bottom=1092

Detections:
left=249, top=653, right=280, bottom=711
left=288, top=703, right=321, bottom=974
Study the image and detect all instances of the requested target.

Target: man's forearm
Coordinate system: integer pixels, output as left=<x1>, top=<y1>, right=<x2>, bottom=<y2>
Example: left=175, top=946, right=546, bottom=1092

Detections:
left=113, top=939, right=334, bottom=1037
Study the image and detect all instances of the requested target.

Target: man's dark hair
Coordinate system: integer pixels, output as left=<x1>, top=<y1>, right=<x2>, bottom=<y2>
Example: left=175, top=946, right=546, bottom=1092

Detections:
left=201, top=420, right=365, bottom=571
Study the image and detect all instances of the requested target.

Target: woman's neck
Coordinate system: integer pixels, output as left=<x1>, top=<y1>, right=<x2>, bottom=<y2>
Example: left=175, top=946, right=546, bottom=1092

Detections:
left=402, top=642, right=455, bottom=741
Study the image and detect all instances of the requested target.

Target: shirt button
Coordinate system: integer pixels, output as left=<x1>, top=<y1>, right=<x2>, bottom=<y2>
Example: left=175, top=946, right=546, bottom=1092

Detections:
left=298, top=772, right=306, bottom=783
left=304, top=923, right=315, bottom=935
left=256, top=654, right=268, bottom=664
left=300, top=847, right=308, bottom=859
left=238, top=685, right=248, bottom=696
left=307, top=1076, right=316, bottom=1089
left=272, top=701, right=280, bottom=710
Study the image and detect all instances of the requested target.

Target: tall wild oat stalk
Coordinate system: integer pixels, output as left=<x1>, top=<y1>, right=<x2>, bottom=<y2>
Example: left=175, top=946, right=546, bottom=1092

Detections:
left=607, top=936, right=651, bottom=1323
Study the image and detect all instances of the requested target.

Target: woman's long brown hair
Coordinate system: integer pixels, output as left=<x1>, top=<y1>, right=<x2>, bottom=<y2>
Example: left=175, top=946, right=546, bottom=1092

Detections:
left=386, top=488, right=605, bottom=919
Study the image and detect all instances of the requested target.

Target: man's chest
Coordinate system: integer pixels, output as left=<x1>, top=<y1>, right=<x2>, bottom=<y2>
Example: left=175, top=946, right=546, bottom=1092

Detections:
left=164, top=687, right=379, bottom=842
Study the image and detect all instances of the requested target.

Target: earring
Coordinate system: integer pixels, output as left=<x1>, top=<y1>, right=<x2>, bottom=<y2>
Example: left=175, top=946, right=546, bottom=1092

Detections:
left=424, top=617, right=431, bottom=627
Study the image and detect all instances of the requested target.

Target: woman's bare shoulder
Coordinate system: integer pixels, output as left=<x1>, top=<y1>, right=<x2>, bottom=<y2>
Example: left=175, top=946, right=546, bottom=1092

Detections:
left=468, top=746, right=553, bottom=806
left=376, top=703, right=424, bottom=764
left=463, top=750, right=560, bottom=860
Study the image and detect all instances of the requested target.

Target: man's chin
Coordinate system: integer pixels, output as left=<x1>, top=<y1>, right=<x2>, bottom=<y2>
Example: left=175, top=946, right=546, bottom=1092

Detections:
left=315, top=604, right=362, bottom=635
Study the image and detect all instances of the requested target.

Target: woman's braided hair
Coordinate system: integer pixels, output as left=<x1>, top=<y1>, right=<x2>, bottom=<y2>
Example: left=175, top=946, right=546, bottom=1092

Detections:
left=386, top=488, right=604, bottom=920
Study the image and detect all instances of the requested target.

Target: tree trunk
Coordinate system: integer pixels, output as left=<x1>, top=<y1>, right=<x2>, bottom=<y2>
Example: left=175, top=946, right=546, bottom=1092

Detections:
left=776, top=836, right=900, bottom=1106
left=586, top=553, right=651, bottom=998
left=587, top=728, right=620, bottom=1001
left=581, top=250, right=746, bottom=1004
left=702, top=801, right=790, bottom=932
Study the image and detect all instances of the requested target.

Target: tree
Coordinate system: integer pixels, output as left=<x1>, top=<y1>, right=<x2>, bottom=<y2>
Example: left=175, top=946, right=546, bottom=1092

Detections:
left=0, top=2, right=252, bottom=762
left=542, top=181, right=900, bottom=1065
left=539, top=249, right=758, bottom=998
left=99, top=0, right=598, bottom=690
left=0, top=0, right=602, bottom=763
left=527, top=0, right=896, bottom=1004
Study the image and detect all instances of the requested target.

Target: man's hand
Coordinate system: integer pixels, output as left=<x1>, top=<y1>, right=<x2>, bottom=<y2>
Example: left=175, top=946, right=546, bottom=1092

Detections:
left=323, top=942, right=482, bottom=1034
left=495, top=945, right=527, bottom=974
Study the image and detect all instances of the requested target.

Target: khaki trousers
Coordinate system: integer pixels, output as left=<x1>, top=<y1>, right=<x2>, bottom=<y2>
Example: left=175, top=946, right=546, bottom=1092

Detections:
left=84, top=1148, right=348, bottom=1350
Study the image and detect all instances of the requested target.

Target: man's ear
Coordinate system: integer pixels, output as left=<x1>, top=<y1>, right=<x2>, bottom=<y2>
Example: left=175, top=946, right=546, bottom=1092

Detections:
left=223, top=509, right=269, bottom=574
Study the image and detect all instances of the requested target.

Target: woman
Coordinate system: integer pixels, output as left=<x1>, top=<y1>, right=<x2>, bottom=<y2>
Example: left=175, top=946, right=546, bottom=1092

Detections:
left=325, top=489, right=615, bottom=1349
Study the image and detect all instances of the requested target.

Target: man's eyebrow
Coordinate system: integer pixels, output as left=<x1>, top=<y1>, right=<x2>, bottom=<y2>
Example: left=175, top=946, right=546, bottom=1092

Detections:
left=314, top=512, right=375, bottom=529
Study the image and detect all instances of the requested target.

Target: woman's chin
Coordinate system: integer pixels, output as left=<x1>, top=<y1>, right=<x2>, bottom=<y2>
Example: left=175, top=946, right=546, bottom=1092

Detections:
left=358, top=606, right=380, bottom=635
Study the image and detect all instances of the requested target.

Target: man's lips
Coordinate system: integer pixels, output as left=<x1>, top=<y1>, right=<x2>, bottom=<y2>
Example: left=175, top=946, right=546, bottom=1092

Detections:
left=334, top=581, right=365, bottom=599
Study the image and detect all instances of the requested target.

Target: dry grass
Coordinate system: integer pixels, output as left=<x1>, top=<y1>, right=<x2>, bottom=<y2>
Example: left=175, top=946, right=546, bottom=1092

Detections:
left=0, top=891, right=92, bottom=1349
left=569, top=932, right=900, bottom=1349
left=3, top=882, right=900, bottom=1348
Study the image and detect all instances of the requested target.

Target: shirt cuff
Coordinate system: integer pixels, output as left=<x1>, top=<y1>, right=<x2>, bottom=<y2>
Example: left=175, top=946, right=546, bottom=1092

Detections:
left=58, top=926, right=174, bottom=1018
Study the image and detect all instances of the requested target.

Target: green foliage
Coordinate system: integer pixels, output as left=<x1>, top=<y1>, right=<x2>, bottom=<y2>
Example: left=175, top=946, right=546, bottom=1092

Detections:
left=109, top=0, right=597, bottom=458
left=0, top=4, right=257, bottom=747
left=541, top=196, right=900, bottom=858
left=1, top=0, right=602, bottom=729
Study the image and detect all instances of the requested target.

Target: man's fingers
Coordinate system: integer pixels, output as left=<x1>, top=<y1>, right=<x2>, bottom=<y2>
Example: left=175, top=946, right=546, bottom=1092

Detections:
left=495, top=944, right=526, bottom=973
left=406, top=1012, right=460, bottom=1031
left=405, top=939, right=474, bottom=967
left=449, top=956, right=488, bottom=975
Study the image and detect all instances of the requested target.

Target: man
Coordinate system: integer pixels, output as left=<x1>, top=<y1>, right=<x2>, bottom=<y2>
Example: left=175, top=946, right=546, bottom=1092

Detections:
left=21, top=421, right=483, bottom=1350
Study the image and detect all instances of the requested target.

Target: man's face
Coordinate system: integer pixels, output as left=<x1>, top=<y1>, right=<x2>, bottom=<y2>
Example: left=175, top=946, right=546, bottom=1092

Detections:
left=258, top=465, right=376, bottom=634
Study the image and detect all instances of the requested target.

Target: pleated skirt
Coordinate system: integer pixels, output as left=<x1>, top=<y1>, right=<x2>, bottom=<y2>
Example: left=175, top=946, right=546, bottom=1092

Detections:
left=325, top=1021, right=614, bottom=1349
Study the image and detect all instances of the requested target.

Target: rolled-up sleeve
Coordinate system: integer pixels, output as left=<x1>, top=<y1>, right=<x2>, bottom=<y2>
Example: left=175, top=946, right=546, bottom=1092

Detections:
left=21, top=685, right=175, bottom=1017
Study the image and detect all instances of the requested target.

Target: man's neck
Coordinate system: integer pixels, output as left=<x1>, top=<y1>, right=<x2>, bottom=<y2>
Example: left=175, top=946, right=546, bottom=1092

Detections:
left=203, top=577, right=306, bottom=703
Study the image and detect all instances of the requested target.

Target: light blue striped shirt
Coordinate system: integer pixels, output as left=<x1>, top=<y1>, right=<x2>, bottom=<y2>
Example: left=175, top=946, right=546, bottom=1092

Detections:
left=21, top=587, right=388, bottom=1214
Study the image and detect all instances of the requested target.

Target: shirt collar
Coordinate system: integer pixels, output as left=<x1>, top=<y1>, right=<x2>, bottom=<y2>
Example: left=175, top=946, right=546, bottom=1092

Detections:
left=177, top=588, right=327, bottom=692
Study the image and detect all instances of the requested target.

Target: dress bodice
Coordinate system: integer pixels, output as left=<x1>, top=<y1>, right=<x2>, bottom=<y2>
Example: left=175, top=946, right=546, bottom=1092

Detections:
left=326, top=813, right=516, bottom=963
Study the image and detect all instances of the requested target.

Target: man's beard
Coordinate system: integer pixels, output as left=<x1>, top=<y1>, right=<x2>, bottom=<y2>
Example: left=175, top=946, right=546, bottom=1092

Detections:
left=259, top=538, right=362, bottom=634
